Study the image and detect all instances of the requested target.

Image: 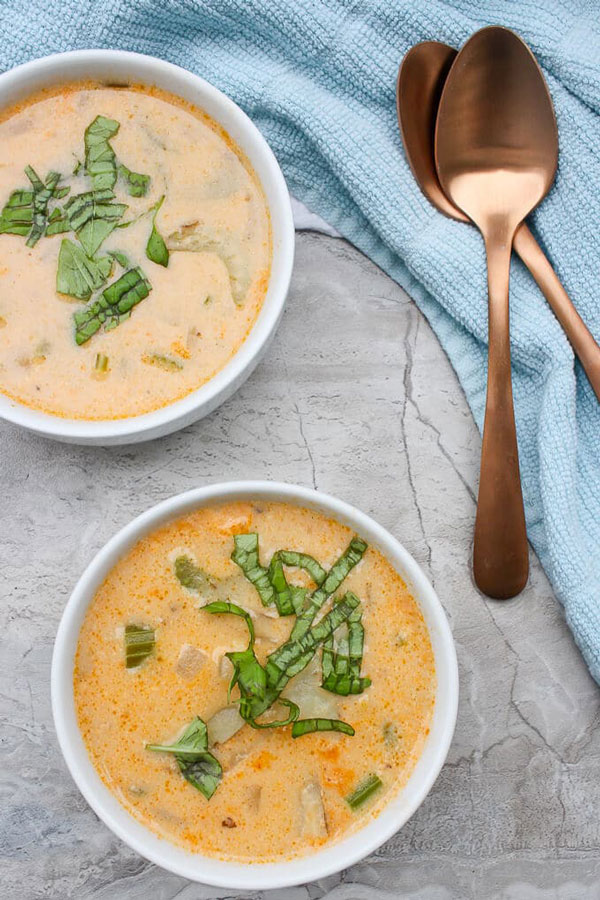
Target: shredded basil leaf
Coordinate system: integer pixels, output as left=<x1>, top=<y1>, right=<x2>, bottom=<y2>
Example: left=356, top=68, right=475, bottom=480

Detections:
left=291, top=718, right=355, bottom=738
left=0, top=189, right=34, bottom=235
left=147, top=716, right=222, bottom=800
left=321, top=599, right=371, bottom=695
left=108, top=249, right=130, bottom=268
left=231, top=533, right=275, bottom=607
left=64, top=189, right=127, bottom=257
left=56, top=239, right=112, bottom=299
left=146, top=195, right=169, bottom=267
left=84, top=115, right=119, bottom=191
left=119, top=163, right=150, bottom=197
left=73, top=266, right=151, bottom=345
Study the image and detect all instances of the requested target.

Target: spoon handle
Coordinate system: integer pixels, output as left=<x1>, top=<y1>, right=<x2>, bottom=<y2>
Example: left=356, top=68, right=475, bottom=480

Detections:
left=474, top=233, right=529, bottom=599
left=513, top=224, right=600, bottom=401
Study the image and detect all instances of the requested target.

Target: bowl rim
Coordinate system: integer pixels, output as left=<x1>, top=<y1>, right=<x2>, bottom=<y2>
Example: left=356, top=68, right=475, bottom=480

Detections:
left=51, top=480, right=459, bottom=888
left=0, top=50, right=294, bottom=443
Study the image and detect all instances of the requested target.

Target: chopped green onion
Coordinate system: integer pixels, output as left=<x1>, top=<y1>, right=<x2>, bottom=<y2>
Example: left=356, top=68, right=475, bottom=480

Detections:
left=292, top=718, right=355, bottom=738
left=124, top=624, right=155, bottom=668
left=141, top=353, right=182, bottom=371
left=345, top=774, right=383, bottom=810
left=94, top=353, right=109, bottom=373
left=174, top=554, right=215, bottom=592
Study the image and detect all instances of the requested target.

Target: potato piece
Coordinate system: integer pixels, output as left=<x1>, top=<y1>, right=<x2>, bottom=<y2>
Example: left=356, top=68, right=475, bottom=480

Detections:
left=300, top=780, right=327, bottom=839
left=175, top=644, right=207, bottom=679
left=283, top=655, right=339, bottom=719
left=207, top=706, right=245, bottom=747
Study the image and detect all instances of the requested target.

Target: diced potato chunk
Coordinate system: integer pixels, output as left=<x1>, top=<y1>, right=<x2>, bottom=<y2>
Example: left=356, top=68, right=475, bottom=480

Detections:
left=175, top=644, right=206, bottom=679
left=300, top=780, right=327, bottom=839
left=207, top=706, right=245, bottom=747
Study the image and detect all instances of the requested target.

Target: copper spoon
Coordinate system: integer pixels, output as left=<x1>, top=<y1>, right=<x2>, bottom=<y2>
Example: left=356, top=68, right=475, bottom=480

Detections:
left=397, top=40, right=600, bottom=403
left=435, top=26, right=560, bottom=599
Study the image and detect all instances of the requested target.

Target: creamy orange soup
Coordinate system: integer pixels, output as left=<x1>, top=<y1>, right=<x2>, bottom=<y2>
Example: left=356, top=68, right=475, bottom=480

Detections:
left=0, top=83, right=271, bottom=419
left=74, top=501, right=436, bottom=862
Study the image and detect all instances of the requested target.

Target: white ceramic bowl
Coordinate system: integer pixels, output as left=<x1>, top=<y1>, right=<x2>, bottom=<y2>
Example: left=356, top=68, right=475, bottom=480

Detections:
left=52, top=481, right=459, bottom=889
left=0, top=52, right=294, bottom=444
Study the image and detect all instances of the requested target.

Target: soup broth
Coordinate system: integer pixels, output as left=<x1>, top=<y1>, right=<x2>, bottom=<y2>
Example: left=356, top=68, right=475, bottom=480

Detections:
left=74, top=501, right=436, bottom=862
left=0, top=83, right=271, bottom=419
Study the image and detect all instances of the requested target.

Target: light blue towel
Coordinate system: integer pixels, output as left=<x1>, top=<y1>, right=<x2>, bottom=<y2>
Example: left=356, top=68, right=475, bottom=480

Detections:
left=2, top=1, right=599, bottom=682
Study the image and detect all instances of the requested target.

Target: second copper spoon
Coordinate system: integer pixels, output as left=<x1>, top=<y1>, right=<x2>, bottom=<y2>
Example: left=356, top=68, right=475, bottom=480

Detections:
left=435, top=26, right=561, bottom=599
left=397, top=40, right=600, bottom=402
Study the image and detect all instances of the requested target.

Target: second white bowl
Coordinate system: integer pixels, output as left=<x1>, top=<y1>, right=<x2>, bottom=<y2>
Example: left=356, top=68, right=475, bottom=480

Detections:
left=0, top=51, right=294, bottom=444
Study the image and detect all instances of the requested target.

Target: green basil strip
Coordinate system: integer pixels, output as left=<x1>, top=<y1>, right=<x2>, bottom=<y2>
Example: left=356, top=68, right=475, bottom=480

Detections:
left=231, top=533, right=275, bottom=607
left=203, top=600, right=255, bottom=645
left=291, top=536, right=367, bottom=641
left=265, top=591, right=361, bottom=696
left=267, top=550, right=327, bottom=616
left=108, top=249, right=130, bottom=268
left=245, top=698, right=299, bottom=730
left=146, top=195, right=169, bottom=267
left=321, top=601, right=371, bottom=696
left=46, top=208, right=71, bottom=236
left=118, top=163, right=150, bottom=197
left=0, top=189, right=34, bottom=235
left=345, top=773, right=383, bottom=811
left=64, top=189, right=127, bottom=257
left=291, top=718, right=355, bottom=738
left=56, top=239, right=112, bottom=299
left=147, top=716, right=222, bottom=800
left=277, top=550, right=327, bottom=586
left=73, top=267, right=151, bottom=345
left=124, top=624, right=155, bottom=668
left=26, top=168, right=60, bottom=247
left=226, top=646, right=267, bottom=714
left=84, top=115, right=119, bottom=191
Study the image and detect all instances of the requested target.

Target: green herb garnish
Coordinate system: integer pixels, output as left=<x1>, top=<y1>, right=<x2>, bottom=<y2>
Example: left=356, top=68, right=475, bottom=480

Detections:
left=291, top=718, right=355, bottom=738
left=64, top=188, right=127, bottom=257
left=0, top=189, right=34, bottom=235
left=119, top=163, right=150, bottom=197
left=231, top=533, right=275, bottom=608
left=146, top=195, right=169, bottom=267
left=84, top=115, right=119, bottom=191
left=108, top=249, right=130, bottom=268
left=124, top=623, right=155, bottom=668
left=26, top=167, right=61, bottom=247
left=56, top=239, right=113, bottom=299
left=147, top=716, right=222, bottom=800
left=321, top=601, right=371, bottom=696
left=345, top=774, right=383, bottom=810
left=73, top=267, right=151, bottom=345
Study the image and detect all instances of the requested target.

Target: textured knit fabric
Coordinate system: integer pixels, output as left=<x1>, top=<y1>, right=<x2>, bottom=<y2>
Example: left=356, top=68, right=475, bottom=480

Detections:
left=1, top=1, right=599, bottom=682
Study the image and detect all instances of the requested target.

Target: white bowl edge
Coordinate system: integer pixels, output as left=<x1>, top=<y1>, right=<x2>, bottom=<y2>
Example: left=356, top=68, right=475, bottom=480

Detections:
left=51, top=481, right=459, bottom=889
left=0, top=51, right=295, bottom=444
